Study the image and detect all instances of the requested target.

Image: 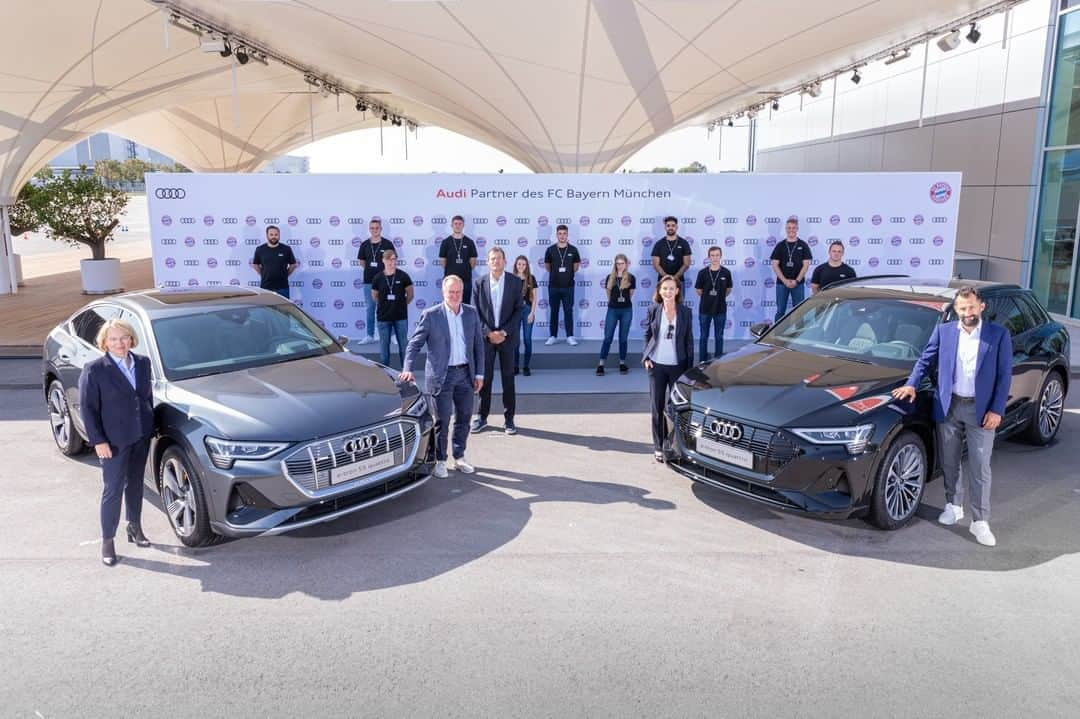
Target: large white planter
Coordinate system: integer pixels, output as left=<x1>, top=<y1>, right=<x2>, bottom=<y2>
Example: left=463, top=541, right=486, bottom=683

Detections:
left=80, top=258, right=123, bottom=295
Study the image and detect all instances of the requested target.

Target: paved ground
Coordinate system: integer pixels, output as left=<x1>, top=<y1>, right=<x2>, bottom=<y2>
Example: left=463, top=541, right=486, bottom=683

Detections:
left=2, top=376, right=1079, bottom=717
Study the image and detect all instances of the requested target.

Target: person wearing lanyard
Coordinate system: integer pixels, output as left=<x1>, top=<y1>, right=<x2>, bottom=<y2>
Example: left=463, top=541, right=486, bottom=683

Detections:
left=650, top=216, right=692, bottom=287
left=769, top=218, right=812, bottom=322
left=642, top=275, right=694, bottom=463
left=694, top=246, right=734, bottom=361
left=471, top=247, right=524, bottom=435
left=810, top=240, right=856, bottom=293
left=543, top=224, right=581, bottom=346
left=370, top=249, right=414, bottom=368
left=596, top=253, right=636, bottom=375
left=77, top=319, right=155, bottom=566
left=356, top=218, right=396, bottom=344
left=250, top=225, right=298, bottom=299
left=437, top=214, right=479, bottom=304
left=513, top=255, right=539, bottom=376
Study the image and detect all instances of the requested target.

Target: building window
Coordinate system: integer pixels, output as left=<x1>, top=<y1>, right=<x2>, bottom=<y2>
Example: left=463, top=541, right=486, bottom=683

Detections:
left=1047, top=11, right=1080, bottom=148
left=1032, top=150, right=1080, bottom=314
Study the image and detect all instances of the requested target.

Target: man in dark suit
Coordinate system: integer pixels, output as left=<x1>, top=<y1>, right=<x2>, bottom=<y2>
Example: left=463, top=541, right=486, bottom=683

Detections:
left=401, top=275, right=485, bottom=478
left=78, top=319, right=155, bottom=566
left=471, top=247, right=524, bottom=435
left=892, top=286, right=1013, bottom=547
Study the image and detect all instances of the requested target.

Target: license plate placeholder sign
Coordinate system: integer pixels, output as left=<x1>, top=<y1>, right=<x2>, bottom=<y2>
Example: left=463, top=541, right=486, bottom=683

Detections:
left=330, top=452, right=396, bottom=485
left=696, top=436, right=754, bottom=469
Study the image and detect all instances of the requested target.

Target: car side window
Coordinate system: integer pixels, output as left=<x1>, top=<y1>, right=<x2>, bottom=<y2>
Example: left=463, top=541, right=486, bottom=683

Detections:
left=72, top=305, right=121, bottom=347
left=1015, top=293, right=1048, bottom=327
left=986, top=297, right=1028, bottom=337
left=120, top=311, right=150, bottom=358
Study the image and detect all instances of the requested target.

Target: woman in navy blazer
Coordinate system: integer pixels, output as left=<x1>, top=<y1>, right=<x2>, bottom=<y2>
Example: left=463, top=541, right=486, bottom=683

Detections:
left=642, top=275, right=694, bottom=462
left=78, top=318, right=155, bottom=566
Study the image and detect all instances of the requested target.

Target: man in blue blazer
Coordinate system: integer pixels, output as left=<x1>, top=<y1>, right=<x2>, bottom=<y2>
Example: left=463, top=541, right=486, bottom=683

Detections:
left=401, top=275, right=485, bottom=479
left=892, top=286, right=1013, bottom=547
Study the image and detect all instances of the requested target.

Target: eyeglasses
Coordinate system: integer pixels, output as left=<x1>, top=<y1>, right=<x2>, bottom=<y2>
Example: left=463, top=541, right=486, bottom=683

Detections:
left=665, top=323, right=675, bottom=340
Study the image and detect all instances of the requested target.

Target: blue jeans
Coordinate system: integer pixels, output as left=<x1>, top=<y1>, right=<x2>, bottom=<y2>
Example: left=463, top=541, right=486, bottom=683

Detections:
left=272, top=285, right=290, bottom=299
left=515, top=315, right=534, bottom=369
left=548, top=286, right=575, bottom=338
left=363, top=282, right=377, bottom=338
left=774, top=281, right=805, bottom=322
left=433, top=366, right=474, bottom=462
left=600, top=307, right=632, bottom=361
left=378, top=319, right=408, bottom=367
left=698, top=312, right=725, bottom=360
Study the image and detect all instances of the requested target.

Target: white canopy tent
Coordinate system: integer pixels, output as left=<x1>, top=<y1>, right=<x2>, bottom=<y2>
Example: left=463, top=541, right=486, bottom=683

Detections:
left=0, top=0, right=1015, bottom=292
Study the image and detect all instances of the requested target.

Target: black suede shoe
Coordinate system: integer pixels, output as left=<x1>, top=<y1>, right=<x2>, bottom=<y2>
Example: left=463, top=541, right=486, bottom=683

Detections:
left=619, top=363, right=629, bottom=374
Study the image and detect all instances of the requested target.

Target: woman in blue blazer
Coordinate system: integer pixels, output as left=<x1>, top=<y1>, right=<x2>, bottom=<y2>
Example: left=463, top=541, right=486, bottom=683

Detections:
left=642, top=275, right=694, bottom=462
left=78, top=318, right=155, bottom=566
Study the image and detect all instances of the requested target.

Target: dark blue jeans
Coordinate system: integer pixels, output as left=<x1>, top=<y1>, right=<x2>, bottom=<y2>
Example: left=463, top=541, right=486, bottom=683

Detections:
left=363, top=282, right=377, bottom=338
left=515, top=315, right=534, bottom=369
left=272, top=285, right=290, bottom=299
left=378, top=319, right=408, bottom=367
left=548, top=286, right=575, bottom=338
left=774, top=281, right=805, bottom=322
left=698, top=312, right=725, bottom=360
left=600, top=307, right=632, bottom=361
left=433, top=366, right=474, bottom=461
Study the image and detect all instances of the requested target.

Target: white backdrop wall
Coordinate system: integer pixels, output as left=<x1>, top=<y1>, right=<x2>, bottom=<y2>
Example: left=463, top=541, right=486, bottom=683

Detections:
left=146, top=173, right=961, bottom=340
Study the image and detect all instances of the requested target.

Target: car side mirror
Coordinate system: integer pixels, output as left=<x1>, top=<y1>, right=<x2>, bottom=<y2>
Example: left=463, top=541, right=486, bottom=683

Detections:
left=337, top=335, right=352, bottom=349
left=750, top=322, right=770, bottom=338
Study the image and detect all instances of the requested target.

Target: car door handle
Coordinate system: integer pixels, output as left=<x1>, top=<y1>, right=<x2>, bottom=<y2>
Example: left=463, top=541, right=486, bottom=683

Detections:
left=58, top=352, right=72, bottom=361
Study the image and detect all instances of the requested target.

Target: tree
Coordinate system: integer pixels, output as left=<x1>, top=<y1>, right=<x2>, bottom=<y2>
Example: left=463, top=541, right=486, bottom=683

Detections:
left=649, top=166, right=675, bottom=173
left=31, top=167, right=128, bottom=260
left=120, top=158, right=154, bottom=184
left=678, top=161, right=708, bottom=173
left=7, top=182, right=41, bottom=236
left=94, top=159, right=124, bottom=185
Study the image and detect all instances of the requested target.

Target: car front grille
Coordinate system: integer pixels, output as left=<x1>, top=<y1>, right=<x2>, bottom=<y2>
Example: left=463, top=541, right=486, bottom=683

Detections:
left=281, top=419, right=419, bottom=494
left=677, top=408, right=799, bottom=475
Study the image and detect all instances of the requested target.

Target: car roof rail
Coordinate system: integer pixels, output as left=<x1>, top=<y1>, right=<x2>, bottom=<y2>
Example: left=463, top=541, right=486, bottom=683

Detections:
left=821, top=273, right=910, bottom=290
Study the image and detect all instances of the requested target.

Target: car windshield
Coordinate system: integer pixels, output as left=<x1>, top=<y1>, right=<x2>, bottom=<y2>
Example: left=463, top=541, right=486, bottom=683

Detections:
left=152, top=303, right=341, bottom=380
left=761, top=295, right=944, bottom=367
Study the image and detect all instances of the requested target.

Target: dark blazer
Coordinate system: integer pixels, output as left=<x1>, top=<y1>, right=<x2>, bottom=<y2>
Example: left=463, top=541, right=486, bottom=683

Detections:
left=906, top=320, right=1013, bottom=423
left=403, top=302, right=486, bottom=395
left=473, top=272, right=525, bottom=345
left=78, top=353, right=154, bottom=449
left=642, top=303, right=694, bottom=371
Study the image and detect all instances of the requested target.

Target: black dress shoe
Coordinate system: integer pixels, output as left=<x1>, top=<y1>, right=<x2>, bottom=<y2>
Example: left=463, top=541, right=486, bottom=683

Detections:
left=126, top=523, right=151, bottom=547
left=619, top=362, right=629, bottom=374
left=101, top=539, right=118, bottom=567
left=596, top=364, right=605, bottom=376
left=522, top=367, right=531, bottom=376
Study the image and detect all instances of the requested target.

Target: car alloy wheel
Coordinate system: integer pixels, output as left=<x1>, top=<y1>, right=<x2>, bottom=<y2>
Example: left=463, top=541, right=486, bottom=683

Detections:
left=883, top=442, right=925, bottom=523
left=1038, top=377, right=1064, bottom=440
left=161, top=455, right=197, bottom=538
left=48, top=385, right=71, bottom=449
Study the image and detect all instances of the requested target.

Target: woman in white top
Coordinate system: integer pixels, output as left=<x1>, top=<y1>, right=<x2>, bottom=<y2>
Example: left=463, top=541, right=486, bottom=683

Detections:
left=642, top=275, right=694, bottom=462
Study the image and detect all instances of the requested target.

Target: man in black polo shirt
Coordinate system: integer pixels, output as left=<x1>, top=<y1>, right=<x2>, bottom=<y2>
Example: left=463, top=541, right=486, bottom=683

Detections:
left=651, top=216, right=692, bottom=285
left=811, top=240, right=857, bottom=293
left=437, top=214, right=478, bottom=304
left=694, top=246, right=733, bottom=360
left=769, top=218, right=812, bottom=321
left=356, top=218, right=396, bottom=344
left=543, top=224, right=581, bottom=346
left=250, top=225, right=297, bottom=298
left=370, top=249, right=414, bottom=368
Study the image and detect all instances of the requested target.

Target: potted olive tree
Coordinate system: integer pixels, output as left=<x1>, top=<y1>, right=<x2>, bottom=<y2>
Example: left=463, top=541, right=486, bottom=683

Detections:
left=5, top=181, right=41, bottom=287
left=31, top=167, right=129, bottom=294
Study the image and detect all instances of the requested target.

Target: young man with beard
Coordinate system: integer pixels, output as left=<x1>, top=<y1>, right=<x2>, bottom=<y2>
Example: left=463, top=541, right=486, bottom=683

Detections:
left=250, top=225, right=297, bottom=298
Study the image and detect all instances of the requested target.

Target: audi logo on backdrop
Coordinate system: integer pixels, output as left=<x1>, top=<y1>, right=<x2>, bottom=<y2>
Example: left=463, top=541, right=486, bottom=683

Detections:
left=154, top=188, right=186, bottom=199
left=708, top=419, right=743, bottom=442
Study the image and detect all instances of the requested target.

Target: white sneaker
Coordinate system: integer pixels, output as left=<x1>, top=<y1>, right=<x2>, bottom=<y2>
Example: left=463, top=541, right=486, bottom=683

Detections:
left=938, top=503, right=964, bottom=525
left=451, top=458, right=475, bottom=474
left=432, top=461, right=448, bottom=479
left=566, top=336, right=579, bottom=346
left=359, top=335, right=376, bottom=345
left=545, top=337, right=558, bottom=346
left=970, top=520, right=996, bottom=547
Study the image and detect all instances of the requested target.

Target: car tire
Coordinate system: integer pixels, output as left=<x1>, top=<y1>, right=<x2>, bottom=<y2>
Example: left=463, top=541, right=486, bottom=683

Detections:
left=159, top=445, right=219, bottom=547
left=869, top=431, right=927, bottom=531
left=47, top=379, right=86, bottom=456
left=1022, top=371, right=1065, bottom=446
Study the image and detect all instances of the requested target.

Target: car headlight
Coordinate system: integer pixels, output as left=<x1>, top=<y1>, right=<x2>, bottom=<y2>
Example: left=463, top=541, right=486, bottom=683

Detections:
left=791, top=424, right=874, bottom=455
left=403, top=392, right=430, bottom=419
left=204, top=437, right=290, bottom=470
left=670, top=382, right=690, bottom=408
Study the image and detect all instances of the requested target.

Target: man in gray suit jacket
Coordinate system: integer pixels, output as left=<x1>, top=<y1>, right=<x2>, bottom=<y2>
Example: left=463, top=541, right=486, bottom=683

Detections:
left=401, top=275, right=485, bottom=478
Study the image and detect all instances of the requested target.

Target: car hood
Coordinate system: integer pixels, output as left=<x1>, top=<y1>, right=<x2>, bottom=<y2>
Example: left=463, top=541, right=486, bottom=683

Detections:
left=164, top=352, right=407, bottom=441
left=683, top=343, right=911, bottom=427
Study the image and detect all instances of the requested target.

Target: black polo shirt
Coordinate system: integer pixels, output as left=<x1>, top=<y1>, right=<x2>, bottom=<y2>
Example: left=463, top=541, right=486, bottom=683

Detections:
left=357, top=238, right=396, bottom=284
left=651, top=235, right=692, bottom=278
left=694, top=266, right=733, bottom=315
left=371, top=270, right=413, bottom=322
left=811, top=261, right=856, bottom=290
left=438, top=235, right=478, bottom=284
left=606, top=273, right=636, bottom=310
left=769, top=238, right=813, bottom=280
left=544, top=243, right=581, bottom=289
left=252, top=242, right=296, bottom=290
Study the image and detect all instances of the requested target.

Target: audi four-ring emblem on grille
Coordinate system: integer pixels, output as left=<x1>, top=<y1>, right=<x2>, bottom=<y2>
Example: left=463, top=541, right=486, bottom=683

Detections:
left=709, top=419, right=743, bottom=442
left=343, top=433, right=381, bottom=454
left=155, top=188, right=186, bottom=199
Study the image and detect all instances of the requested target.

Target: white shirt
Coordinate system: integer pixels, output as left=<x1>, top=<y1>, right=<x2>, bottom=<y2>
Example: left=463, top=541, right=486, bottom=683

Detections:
left=953, top=320, right=981, bottom=398
left=489, top=272, right=505, bottom=328
left=443, top=303, right=468, bottom=366
left=652, top=308, right=680, bottom=366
